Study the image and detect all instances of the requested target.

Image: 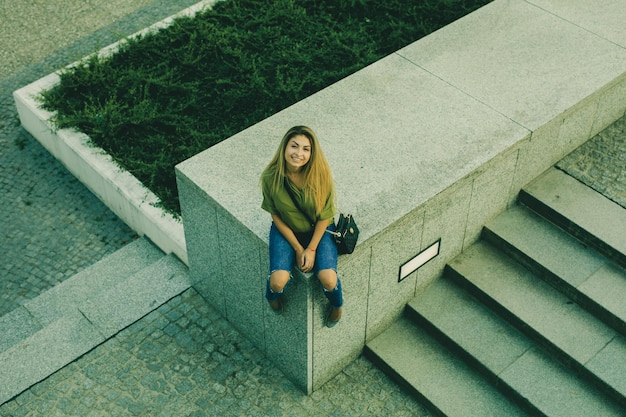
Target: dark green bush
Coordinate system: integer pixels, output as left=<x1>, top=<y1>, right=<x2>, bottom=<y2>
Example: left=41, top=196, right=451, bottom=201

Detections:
left=40, top=0, right=491, bottom=215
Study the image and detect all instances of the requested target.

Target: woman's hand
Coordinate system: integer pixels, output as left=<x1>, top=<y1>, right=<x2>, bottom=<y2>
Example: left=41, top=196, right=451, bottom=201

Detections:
left=298, top=247, right=316, bottom=273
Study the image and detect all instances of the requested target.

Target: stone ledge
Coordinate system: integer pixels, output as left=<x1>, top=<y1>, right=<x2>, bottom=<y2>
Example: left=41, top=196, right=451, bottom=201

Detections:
left=176, top=0, right=626, bottom=393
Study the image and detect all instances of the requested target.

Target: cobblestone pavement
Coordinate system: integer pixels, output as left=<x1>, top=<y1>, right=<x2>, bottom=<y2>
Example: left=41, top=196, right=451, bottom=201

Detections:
left=557, top=114, right=626, bottom=209
left=0, top=288, right=433, bottom=417
left=0, top=1, right=624, bottom=416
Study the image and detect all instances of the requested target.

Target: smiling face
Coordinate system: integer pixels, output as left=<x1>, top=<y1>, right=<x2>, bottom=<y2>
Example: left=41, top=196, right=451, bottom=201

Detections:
left=284, top=134, right=311, bottom=173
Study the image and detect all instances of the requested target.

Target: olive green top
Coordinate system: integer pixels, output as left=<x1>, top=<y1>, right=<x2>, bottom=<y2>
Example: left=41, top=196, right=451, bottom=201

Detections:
left=261, top=172, right=335, bottom=233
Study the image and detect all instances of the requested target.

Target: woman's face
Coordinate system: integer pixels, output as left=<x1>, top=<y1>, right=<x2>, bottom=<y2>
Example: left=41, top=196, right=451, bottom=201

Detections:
left=284, top=134, right=311, bottom=173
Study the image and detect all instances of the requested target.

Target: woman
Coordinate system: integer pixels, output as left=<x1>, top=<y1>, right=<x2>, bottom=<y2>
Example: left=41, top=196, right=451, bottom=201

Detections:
left=260, top=126, right=343, bottom=327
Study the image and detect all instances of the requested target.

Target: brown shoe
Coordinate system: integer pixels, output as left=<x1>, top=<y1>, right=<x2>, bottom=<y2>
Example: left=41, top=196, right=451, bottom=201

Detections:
left=326, top=306, right=342, bottom=328
left=269, top=297, right=284, bottom=314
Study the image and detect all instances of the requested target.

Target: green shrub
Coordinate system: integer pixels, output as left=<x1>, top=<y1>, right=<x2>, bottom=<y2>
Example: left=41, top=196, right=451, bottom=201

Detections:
left=40, top=0, right=491, bottom=215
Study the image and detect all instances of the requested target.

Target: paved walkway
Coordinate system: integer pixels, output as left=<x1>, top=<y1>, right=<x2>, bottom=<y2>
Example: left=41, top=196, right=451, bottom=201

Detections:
left=0, top=1, right=624, bottom=416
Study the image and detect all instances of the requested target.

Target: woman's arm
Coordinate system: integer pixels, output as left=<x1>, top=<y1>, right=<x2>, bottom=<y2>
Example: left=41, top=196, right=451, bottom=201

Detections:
left=272, top=214, right=331, bottom=273
left=300, top=217, right=331, bottom=273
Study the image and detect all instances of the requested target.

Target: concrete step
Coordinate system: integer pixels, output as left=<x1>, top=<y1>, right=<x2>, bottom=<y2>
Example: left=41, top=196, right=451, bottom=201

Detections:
left=0, top=310, right=104, bottom=405
left=77, top=253, right=190, bottom=338
left=406, top=276, right=625, bottom=417
left=0, top=237, right=162, bottom=356
left=364, top=316, right=531, bottom=417
left=446, top=241, right=626, bottom=408
left=22, top=237, right=164, bottom=328
left=0, top=240, right=190, bottom=405
left=483, top=205, right=626, bottom=338
left=519, top=167, right=626, bottom=267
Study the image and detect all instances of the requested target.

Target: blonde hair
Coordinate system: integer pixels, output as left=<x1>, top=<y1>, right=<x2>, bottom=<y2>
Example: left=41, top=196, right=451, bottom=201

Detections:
left=262, top=126, right=335, bottom=216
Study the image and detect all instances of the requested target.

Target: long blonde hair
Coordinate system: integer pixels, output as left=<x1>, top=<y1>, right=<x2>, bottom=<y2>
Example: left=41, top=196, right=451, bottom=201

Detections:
left=262, top=126, right=335, bottom=216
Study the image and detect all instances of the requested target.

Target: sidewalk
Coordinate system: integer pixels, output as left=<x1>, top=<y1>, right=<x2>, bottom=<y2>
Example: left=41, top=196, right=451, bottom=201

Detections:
left=0, top=1, right=624, bottom=416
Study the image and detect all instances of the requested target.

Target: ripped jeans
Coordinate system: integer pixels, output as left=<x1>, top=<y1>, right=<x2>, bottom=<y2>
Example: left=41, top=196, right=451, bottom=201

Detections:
left=265, top=222, right=343, bottom=308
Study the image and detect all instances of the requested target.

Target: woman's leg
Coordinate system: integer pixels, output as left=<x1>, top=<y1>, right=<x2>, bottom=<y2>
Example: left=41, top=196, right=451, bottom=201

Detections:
left=315, top=226, right=343, bottom=326
left=267, top=223, right=295, bottom=311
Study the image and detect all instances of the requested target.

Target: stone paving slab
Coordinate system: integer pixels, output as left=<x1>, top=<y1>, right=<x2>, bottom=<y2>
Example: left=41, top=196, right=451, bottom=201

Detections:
left=80, top=254, right=190, bottom=338
left=366, top=317, right=529, bottom=417
left=522, top=167, right=626, bottom=264
left=0, top=307, right=42, bottom=354
left=449, top=241, right=616, bottom=365
left=408, top=276, right=624, bottom=416
left=24, top=237, right=164, bottom=327
left=0, top=310, right=105, bottom=405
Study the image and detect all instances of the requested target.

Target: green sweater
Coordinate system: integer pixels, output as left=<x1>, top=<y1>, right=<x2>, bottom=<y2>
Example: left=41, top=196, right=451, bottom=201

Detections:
left=261, top=172, right=335, bottom=233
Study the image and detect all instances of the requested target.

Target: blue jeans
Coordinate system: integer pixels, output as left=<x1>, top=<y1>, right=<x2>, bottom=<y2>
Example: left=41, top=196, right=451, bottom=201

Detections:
left=266, top=222, right=343, bottom=307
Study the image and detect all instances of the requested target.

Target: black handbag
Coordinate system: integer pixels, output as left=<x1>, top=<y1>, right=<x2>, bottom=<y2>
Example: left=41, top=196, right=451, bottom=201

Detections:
left=284, top=179, right=359, bottom=255
left=328, top=213, right=359, bottom=255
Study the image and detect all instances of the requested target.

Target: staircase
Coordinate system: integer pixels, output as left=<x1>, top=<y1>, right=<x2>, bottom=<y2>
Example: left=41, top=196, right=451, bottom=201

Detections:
left=0, top=238, right=190, bottom=405
left=365, top=168, right=626, bottom=417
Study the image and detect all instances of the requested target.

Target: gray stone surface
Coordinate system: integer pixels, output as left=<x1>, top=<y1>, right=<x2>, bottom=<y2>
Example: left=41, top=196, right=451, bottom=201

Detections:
left=449, top=241, right=616, bottom=365
left=485, top=205, right=607, bottom=287
left=0, top=307, right=42, bottom=354
left=408, top=277, right=625, bottom=416
left=24, top=237, right=164, bottom=327
left=397, top=0, right=626, bottom=131
left=579, top=263, right=626, bottom=326
left=366, top=317, right=530, bottom=417
left=587, top=335, right=626, bottom=398
left=499, top=347, right=624, bottom=417
left=408, top=277, right=531, bottom=374
left=523, top=167, right=626, bottom=259
left=0, top=310, right=105, bottom=405
left=79, top=254, right=190, bottom=338
left=526, top=0, right=626, bottom=47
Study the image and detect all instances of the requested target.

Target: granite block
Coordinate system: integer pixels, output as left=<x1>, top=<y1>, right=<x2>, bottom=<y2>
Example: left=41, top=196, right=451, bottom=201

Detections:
left=312, top=248, right=371, bottom=390
left=366, top=206, right=425, bottom=339
left=409, top=277, right=531, bottom=374
left=367, top=317, right=528, bottom=417
left=464, top=148, right=519, bottom=246
left=0, top=307, right=42, bottom=354
left=218, top=211, right=266, bottom=350
left=557, top=98, right=598, bottom=152
left=579, top=263, right=626, bottom=326
left=591, top=75, right=626, bottom=138
left=263, top=268, right=312, bottom=393
left=586, top=335, right=626, bottom=399
left=453, top=242, right=616, bottom=365
left=397, top=0, right=626, bottom=131
left=486, top=206, right=607, bottom=287
left=513, top=118, right=563, bottom=192
left=418, top=176, right=473, bottom=284
left=523, top=167, right=626, bottom=258
left=0, top=311, right=104, bottom=405
left=79, top=254, right=190, bottom=338
left=24, top=238, right=163, bottom=326
left=177, top=173, right=225, bottom=314
left=526, top=0, right=626, bottom=47
left=500, top=346, right=624, bottom=417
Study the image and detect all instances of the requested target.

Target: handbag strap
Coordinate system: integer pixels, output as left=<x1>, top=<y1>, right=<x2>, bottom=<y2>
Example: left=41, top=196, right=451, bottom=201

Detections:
left=283, top=178, right=316, bottom=226
left=283, top=178, right=341, bottom=238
